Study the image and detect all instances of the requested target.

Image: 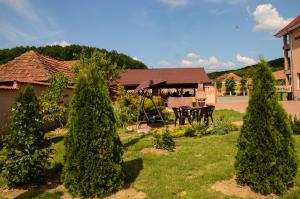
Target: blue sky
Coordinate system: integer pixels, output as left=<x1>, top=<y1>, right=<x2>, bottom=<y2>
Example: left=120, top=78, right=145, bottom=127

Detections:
left=0, top=0, right=299, bottom=72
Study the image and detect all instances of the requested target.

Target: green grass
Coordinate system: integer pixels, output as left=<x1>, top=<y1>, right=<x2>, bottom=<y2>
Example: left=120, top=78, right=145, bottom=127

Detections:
left=2, top=129, right=300, bottom=198
left=32, top=192, right=62, bottom=199
left=121, top=131, right=300, bottom=198
left=213, top=109, right=244, bottom=122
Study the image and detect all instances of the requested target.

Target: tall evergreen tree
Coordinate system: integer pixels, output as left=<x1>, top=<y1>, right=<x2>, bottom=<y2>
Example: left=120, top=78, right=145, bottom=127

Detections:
left=3, top=86, right=50, bottom=187
left=235, top=59, right=298, bottom=194
left=62, top=65, right=124, bottom=197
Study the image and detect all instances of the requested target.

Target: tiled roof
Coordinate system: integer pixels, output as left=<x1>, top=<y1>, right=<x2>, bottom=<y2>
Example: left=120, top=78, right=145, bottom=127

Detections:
left=215, top=72, right=242, bottom=82
left=0, top=51, right=74, bottom=82
left=273, top=70, right=285, bottom=80
left=275, top=15, right=300, bottom=37
left=113, top=68, right=211, bottom=87
left=15, top=79, right=74, bottom=89
left=60, top=60, right=79, bottom=68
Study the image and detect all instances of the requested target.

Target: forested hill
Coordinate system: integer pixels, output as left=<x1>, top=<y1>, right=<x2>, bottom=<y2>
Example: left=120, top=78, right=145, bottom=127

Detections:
left=0, top=45, right=147, bottom=69
left=208, top=58, right=284, bottom=79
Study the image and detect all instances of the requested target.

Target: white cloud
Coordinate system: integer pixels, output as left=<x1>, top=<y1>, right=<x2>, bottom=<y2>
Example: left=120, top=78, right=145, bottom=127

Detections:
left=181, top=52, right=236, bottom=72
left=159, top=60, right=170, bottom=66
left=187, top=52, right=200, bottom=59
left=158, top=0, right=189, bottom=7
left=132, top=56, right=139, bottom=61
left=236, top=53, right=256, bottom=66
left=222, top=61, right=236, bottom=67
left=252, top=4, right=292, bottom=33
left=181, top=59, right=194, bottom=66
left=46, top=40, right=71, bottom=47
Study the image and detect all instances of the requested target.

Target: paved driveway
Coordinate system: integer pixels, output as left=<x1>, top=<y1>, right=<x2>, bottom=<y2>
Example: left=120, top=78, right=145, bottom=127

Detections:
left=216, top=96, right=300, bottom=117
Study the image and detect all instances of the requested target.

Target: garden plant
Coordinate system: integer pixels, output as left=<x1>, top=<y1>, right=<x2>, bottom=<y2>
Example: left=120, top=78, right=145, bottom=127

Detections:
left=3, top=86, right=51, bottom=187
left=62, top=62, right=124, bottom=197
left=235, top=59, right=298, bottom=194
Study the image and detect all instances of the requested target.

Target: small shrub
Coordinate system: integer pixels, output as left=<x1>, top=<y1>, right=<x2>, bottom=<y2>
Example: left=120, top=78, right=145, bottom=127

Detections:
left=289, top=115, right=300, bottom=135
left=192, top=122, right=209, bottom=136
left=40, top=74, right=68, bottom=130
left=114, top=86, right=140, bottom=127
left=153, top=129, right=175, bottom=151
left=213, top=114, right=238, bottom=131
left=184, top=126, right=196, bottom=137
left=3, top=86, right=51, bottom=187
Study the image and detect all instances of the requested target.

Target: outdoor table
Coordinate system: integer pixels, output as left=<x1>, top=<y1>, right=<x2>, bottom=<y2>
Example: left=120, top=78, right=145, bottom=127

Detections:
left=177, top=105, right=214, bottom=126
left=179, top=106, right=207, bottom=125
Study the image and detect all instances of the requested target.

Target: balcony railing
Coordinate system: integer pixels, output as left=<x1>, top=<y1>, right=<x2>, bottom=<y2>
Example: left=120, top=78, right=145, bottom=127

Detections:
left=283, top=43, right=290, bottom=50
left=276, top=85, right=292, bottom=93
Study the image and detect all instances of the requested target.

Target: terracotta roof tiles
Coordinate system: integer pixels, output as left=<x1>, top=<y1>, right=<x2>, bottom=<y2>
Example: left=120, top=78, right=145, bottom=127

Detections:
left=113, top=68, right=211, bottom=88
left=0, top=51, right=74, bottom=82
left=215, top=72, right=242, bottom=82
left=275, top=15, right=300, bottom=37
left=273, top=70, right=285, bottom=80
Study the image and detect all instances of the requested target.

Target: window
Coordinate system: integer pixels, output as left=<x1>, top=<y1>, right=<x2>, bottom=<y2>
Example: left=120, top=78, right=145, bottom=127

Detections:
left=204, top=85, right=210, bottom=92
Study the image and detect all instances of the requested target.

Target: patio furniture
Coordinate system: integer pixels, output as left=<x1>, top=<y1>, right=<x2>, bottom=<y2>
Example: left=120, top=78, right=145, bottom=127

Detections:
left=199, top=105, right=215, bottom=125
left=179, top=106, right=193, bottom=125
left=172, top=107, right=181, bottom=127
left=135, top=79, right=166, bottom=127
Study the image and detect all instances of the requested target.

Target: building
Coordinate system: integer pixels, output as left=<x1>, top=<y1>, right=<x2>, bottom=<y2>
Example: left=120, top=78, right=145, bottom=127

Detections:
left=215, top=72, right=243, bottom=96
left=275, top=15, right=300, bottom=100
left=113, top=68, right=215, bottom=107
left=0, top=51, right=74, bottom=132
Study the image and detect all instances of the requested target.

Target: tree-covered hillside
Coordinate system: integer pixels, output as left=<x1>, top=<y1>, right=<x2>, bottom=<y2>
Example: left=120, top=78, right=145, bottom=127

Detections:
left=0, top=45, right=147, bottom=69
left=208, top=58, right=284, bottom=79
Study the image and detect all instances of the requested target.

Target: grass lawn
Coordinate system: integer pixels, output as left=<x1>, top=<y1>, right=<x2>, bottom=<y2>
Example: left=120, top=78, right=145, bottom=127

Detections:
left=1, top=110, right=300, bottom=198
left=28, top=130, right=300, bottom=198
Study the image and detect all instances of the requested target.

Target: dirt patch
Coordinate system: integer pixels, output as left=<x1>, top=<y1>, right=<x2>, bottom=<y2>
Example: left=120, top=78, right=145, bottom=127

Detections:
left=47, top=185, right=74, bottom=199
left=1, top=185, right=146, bottom=199
left=177, top=191, right=187, bottom=197
left=105, top=188, right=146, bottom=199
left=0, top=187, right=28, bottom=199
left=194, top=153, right=202, bottom=158
left=141, top=147, right=170, bottom=155
left=232, top=121, right=243, bottom=126
left=211, top=177, right=277, bottom=199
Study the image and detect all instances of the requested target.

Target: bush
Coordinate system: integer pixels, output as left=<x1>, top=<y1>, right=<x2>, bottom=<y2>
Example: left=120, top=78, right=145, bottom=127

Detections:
left=3, top=86, right=51, bottom=187
left=114, top=86, right=140, bottom=127
left=40, top=74, right=68, bottom=130
left=153, top=128, right=175, bottom=151
left=184, top=126, right=196, bottom=137
left=289, top=115, right=300, bottom=135
left=62, top=65, right=124, bottom=197
left=144, top=96, right=170, bottom=121
left=235, top=59, right=298, bottom=194
left=213, top=114, right=239, bottom=131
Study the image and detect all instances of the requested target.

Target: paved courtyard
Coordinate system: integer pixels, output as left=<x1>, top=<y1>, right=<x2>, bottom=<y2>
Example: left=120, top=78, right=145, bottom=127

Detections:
left=216, top=96, right=300, bottom=117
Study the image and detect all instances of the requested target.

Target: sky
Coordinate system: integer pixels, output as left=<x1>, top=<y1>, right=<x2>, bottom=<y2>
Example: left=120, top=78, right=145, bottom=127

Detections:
left=0, top=0, right=299, bottom=72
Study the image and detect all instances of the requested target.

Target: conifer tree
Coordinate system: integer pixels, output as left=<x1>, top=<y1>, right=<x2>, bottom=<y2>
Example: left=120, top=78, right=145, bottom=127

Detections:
left=62, top=65, right=124, bottom=197
left=235, top=59, right=298, bottom=194
left=3, top=86, right=50, bottom=187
